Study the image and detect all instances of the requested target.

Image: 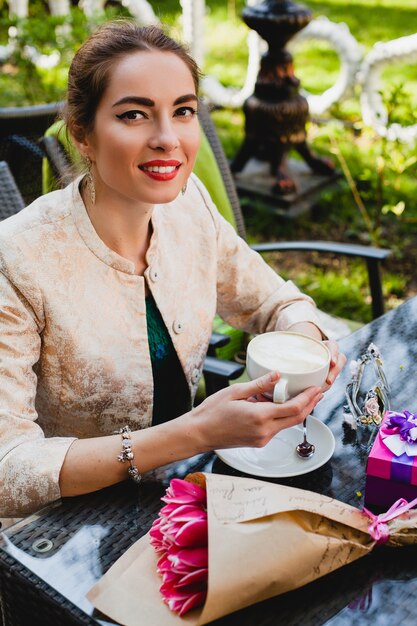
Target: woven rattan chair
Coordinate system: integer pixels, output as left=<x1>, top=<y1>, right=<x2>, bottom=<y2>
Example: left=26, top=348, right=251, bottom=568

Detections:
left=0, top=161, right=25, bottom=220
left=0, top=102, right=62, bottom=205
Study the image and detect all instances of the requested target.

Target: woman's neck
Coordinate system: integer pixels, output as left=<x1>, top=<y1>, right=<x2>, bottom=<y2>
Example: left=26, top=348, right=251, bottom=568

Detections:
left=81, top=180, right=153, bottom=276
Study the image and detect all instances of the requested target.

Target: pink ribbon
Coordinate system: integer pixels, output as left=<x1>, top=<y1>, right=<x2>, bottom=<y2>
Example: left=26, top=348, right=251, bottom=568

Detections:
left=363, top=497, right=417, bottom=544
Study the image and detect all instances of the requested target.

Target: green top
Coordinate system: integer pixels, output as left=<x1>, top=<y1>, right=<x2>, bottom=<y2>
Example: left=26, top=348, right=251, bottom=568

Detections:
left=146, top=294, right=191, bottom=425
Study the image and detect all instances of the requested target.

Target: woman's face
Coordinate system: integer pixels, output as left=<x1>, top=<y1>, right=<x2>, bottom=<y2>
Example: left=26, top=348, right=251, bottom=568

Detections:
left=79, top=50, right=200, bottom=211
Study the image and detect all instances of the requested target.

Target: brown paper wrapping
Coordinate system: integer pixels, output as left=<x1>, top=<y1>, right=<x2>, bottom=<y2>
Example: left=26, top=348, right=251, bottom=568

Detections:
left=87, top=473, right=417, bottom=625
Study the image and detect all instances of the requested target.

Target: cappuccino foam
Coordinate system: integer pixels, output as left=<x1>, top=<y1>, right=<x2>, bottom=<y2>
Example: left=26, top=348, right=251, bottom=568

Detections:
left=249, top=333, right=327, bottom=373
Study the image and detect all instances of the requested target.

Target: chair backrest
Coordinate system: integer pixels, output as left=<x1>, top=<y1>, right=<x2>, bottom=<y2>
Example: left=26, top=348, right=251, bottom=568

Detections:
left=0, top=102, right=63, bottom=139
left=41, top=135, right=74, bottom=188
left=0, top=161, right=25, bottom=220
left=197, top=101, right=246, bottom=240
left=0, top=102, right=63, bottom=204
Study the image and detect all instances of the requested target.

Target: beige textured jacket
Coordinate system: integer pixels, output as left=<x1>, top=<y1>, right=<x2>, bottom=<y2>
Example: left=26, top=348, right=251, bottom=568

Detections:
left=0, top=174, right=323, bottom=516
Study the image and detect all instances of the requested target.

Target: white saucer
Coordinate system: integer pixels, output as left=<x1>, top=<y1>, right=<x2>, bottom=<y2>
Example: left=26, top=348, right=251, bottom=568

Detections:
left=215, top=416, right=335, bottom=478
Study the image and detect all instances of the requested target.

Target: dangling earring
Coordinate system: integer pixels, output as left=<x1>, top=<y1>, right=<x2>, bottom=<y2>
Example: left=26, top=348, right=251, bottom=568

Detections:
left=181, top=181, right=188, bottom=196
left=85, top=157, right=96, bottom=205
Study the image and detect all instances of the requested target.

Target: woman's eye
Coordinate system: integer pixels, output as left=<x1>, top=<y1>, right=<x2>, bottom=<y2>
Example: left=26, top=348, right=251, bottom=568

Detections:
left=116, top=110, right=146, bottom=121
left=175, top=106, right=197, bottom=118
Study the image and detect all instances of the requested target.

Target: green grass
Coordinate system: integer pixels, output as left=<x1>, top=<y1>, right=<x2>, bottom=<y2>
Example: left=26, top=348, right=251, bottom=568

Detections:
left=291, top=264, right=406, bottom=324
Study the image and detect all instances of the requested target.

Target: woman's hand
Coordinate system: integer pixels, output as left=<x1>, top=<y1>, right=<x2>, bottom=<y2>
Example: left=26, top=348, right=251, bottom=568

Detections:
left=191, top=371, right=323, bottom=451
left=323, top=339, right=346, bottom=389
left=59, top=371, right=324, bottom=497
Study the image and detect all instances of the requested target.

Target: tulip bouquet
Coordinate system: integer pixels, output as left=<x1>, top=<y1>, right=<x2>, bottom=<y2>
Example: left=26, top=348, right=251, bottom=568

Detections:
left=88, top=472, right=417, bottom=626
left=149, top=479, right=209, bottom=616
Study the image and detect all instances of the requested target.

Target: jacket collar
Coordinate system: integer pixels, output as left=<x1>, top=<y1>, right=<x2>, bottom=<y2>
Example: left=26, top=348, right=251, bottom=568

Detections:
left=69, top=176, right=161, bottom=275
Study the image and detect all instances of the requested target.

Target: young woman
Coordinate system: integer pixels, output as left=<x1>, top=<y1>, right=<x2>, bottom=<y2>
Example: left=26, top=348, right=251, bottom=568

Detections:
left=0, top=20, right=345, bottom=517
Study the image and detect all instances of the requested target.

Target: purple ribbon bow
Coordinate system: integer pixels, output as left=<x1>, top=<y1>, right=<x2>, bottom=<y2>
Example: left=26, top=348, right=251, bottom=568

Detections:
left=385, top=410, right=417, bottom=444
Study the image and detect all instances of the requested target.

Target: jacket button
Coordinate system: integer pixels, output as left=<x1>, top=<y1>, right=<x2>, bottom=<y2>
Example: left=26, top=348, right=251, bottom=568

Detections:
left=149, top=267, right=159, bottom=282
left=173, top=320, right=184, bottom=334
left=191, top=368, right=201, bottom=384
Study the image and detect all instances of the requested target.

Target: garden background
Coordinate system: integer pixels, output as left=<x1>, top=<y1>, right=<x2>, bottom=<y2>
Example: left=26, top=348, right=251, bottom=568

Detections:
left=1, top=0, right=416, bottom=322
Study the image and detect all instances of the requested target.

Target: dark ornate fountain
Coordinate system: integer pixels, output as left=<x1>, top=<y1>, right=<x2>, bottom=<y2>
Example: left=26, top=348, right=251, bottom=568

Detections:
left=231, top=0, right=335, bottom=195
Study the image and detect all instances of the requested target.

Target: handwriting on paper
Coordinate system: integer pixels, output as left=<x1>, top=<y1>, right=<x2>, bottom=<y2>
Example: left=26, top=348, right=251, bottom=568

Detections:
left=205, top=474, right=367, bottom=531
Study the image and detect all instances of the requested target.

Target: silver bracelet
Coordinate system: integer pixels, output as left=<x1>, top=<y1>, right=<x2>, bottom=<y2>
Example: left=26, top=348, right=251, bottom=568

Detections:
left=115, top=425, right=142, bottom=484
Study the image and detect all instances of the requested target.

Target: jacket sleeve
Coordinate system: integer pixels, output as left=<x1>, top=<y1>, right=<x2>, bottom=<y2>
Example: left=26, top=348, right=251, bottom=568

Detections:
left=0, top=246, right=76, bottom=517
left=191, top=175, right=327, bottom=337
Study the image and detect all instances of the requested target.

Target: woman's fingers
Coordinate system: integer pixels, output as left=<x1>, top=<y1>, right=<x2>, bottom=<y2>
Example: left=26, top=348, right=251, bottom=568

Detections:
left=325, top=339, right=340, bottom=366
left=324, top=339, right=346, bottom=386
left=246, top=383, right=323, bottom=421
left=275, top=386, right=323, bottom=416
left=265, top=387, right=323, bottom=427
left=230, top=370, right=280, bottom=401
left=193, top=376, right=324, bottom=451
left=246, top=386, right=324, bottom=446
left=232, top=372, right=323, bottom=420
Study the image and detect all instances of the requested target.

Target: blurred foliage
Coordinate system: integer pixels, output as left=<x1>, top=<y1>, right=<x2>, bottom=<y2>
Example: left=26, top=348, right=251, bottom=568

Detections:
left=0, top=2, right=131, bottom=104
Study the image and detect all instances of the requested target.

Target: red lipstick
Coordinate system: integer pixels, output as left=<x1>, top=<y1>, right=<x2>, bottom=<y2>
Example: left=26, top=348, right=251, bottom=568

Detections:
left=139, top=160, right=181, bottom=181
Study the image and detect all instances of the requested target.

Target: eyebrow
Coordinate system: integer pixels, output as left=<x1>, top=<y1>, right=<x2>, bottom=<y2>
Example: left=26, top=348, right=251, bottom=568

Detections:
left=112, top=94, right=198, bottom=108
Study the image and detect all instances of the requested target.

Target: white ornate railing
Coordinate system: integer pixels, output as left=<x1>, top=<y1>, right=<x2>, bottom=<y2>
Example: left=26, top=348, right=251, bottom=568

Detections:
left=358, top=33, right=417, bottom=143
left=7, top=0, right=158, bottom=20
left=181, top=0, right=417, bottom=145
left=2, top=0, right=416, bottom=143
left=292, top=16, right=364, bottom=116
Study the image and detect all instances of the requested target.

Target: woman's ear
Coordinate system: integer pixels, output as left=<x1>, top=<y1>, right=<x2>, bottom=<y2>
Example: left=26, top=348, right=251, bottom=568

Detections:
left=73, top=141, right=91, bottom=162
left=72, top=136, right=93, bottom=161
left=69, top=124, right=94, bottom=161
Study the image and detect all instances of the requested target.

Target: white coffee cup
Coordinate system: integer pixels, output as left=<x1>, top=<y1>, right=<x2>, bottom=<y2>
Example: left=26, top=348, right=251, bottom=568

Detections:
left=246, top=331, right=330, bottom=403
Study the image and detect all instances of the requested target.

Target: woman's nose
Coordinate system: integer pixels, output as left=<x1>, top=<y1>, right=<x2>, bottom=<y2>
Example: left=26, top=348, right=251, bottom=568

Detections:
left=148, top=118, right=179, bottom=152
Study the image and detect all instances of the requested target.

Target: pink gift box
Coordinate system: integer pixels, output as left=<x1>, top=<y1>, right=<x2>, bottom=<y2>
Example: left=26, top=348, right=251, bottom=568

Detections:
left=365, top=413, right=417, bottom=509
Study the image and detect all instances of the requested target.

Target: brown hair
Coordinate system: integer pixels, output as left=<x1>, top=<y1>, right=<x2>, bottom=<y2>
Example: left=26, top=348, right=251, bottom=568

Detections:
left=64, top=19, right=200, bottom=141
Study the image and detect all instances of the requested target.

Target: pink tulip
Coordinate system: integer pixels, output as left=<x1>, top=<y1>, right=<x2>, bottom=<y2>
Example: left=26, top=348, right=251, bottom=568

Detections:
left=166, top=503, right=207, bottom=522
left=178, top=591, right=207, bottom=617
left=175, top=567, right=208, bottom=587
left=162, top=478, right=207, bottom=506
left=168, top=547, right=208, bottom=569
left=151, top=478, right=209, bottom=616
left=163, top=588, right=208, bottom=617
